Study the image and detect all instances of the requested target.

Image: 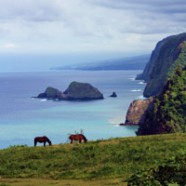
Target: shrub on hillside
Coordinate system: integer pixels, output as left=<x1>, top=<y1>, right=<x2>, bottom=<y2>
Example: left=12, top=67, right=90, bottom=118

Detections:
left=127, top=156, right=186, bottom=186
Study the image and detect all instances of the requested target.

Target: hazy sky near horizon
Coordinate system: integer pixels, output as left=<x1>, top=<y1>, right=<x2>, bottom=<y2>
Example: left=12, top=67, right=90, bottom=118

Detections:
left=0, top=0, right=186, bottom=71
left=1, top=0, right=186, bottom=55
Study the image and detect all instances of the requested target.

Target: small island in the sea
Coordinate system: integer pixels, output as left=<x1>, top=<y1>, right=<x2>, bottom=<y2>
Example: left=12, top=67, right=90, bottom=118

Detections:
left=36, top=81, right=104, bottom=101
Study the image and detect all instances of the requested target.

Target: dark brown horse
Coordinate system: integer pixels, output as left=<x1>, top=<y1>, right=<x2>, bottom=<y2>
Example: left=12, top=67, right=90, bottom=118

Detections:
left=34, top=136, right=52, bottom=146
left=69, top=134, right=87, bottom=144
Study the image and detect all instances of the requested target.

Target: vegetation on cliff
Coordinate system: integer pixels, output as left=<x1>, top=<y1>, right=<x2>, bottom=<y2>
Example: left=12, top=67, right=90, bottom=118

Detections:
left=134, top=34, right=186, bottom=135
left=137, top=65, right=186, bottom=135
left=137, top=33, right=186, bottom=97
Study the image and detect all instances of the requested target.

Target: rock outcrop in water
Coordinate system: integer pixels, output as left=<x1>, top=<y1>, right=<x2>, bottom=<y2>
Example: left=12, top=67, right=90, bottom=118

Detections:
left=37, top=87, right=64, bottom=99
left=63, top=81, right=104, bottom=100
left=110, top=92, right=117, bottom=98
left=36, top=81, right=104, bottom=101
left=124, top=97, right=154, bottom=126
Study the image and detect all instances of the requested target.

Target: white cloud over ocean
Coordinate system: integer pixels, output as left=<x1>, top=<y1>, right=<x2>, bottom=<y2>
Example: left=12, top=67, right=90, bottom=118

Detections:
left=3, top=42, right=16, bottom=49
left=0, top=0, right=186, bottom=54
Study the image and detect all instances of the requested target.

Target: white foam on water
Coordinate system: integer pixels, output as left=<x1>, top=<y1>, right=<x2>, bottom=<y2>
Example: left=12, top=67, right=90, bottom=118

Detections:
left=131, top=89, right=142, bottom=92
left=138, top=81, right=145, bottom=84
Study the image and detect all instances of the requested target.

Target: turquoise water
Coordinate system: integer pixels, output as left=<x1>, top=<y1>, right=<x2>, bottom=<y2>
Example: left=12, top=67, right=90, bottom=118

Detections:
left=0, top=70, right=145, bottom=149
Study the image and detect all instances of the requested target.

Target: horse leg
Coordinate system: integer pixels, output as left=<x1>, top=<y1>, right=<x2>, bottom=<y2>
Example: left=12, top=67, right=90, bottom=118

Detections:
left=44, top=142, right=46, bottom=146
left=71, top=139, right=73, bottom=144
left=79, top=139, right=82, bottom=143
left=34, top=141, right=37, bottom=146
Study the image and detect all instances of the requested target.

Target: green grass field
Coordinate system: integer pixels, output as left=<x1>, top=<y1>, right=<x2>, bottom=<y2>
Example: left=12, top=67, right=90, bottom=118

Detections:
left=0, top=133, right=185, bottom=186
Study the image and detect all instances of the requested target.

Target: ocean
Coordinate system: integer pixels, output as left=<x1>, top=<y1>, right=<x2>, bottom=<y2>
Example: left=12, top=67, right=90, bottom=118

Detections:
left=0, top=70, right=145, bottom=149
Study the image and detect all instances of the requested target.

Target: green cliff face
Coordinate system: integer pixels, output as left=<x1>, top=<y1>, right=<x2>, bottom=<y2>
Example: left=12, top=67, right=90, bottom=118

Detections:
left=137, top=33, right=186, bottom=97
left=137, top=65, right=186, bottom=135
left=126, top=33, right=186, bottom=135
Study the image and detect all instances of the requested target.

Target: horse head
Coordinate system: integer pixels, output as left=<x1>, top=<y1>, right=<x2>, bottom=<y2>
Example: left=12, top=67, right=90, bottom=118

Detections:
left=48, top=139, right=52, bottom=146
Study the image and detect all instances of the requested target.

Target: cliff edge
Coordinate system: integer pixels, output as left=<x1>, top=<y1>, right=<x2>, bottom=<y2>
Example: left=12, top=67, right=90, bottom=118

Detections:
left=137, top=32, right=186, bottom=97
left=124, top=33, right=186, bottom=135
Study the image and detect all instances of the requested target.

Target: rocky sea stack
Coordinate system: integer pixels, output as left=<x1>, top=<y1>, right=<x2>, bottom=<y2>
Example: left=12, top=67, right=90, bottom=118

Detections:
left=110, top=92, right=117, bottom=98
left=37, top=81, right=104, bottom=101
left=64, top=81, right=104, bottom=100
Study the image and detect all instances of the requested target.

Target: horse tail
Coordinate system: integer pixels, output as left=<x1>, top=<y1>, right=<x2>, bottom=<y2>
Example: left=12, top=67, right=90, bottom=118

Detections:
left=68, top=135, right=73, bottom=144
left=83, top=135, right=88, bottom=143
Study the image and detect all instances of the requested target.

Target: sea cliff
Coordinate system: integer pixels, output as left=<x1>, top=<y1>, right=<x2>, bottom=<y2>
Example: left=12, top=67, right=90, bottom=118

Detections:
left=124, top=97, right=154, bottom=126
left=137, top=32, right=186, bottom=97
left=125, top=33, right=186, bottom=135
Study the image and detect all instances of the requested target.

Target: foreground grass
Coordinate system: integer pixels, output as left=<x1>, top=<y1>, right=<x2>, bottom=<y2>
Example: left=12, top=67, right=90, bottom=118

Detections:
left=0, top=178, right=126, bottom=186
left=0, top=133, right=185, bottom=185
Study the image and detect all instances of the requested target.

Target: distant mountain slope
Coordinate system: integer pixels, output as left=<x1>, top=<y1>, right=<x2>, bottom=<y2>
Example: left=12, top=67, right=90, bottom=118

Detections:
left=52, top=54, right=150, bottom=71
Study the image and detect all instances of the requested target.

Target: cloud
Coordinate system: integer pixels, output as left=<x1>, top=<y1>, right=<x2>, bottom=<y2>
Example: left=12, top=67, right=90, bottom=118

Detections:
left=89, top=0, right=186, bottom=33
left=0, top=0, right=63, bottom=22
left=3, top=43, right=16, bottom=49
left=90, top=0, right=186, bottom=13
left=0, top=0, right=186, bottom=55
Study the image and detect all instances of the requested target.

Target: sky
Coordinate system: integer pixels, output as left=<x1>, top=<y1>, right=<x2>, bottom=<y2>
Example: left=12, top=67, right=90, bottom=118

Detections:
left=0, top=0, right=186, bottom=71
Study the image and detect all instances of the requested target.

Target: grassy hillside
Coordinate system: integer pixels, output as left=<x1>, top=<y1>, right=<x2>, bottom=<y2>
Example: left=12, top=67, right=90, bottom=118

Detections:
left=0, top=133, right=185, bottom=186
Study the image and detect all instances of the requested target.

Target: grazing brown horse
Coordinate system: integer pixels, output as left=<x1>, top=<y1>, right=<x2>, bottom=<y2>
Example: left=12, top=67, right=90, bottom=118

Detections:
left=69, top=134, right=87, bottom=144
left=34, top=136, right=52, bottom=146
